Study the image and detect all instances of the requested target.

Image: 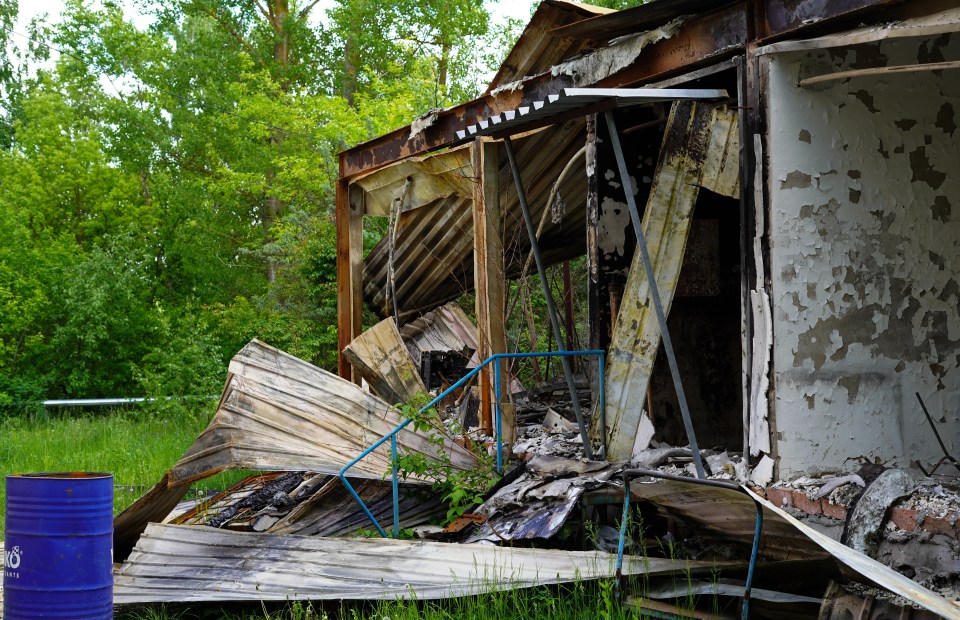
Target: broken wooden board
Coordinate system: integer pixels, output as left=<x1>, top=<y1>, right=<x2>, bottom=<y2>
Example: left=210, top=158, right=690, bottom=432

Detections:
left=169, top=340, right=478, bottom=486
left=593, top=102, right=740, bottom=462
left=113, top=522, right=711, bottom=604
left=343, top=317, right=428, bottom=406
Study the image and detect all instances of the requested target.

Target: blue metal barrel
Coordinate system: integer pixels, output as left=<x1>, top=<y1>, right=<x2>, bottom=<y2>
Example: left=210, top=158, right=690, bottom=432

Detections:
left=4, top=472, right=114, bottom=619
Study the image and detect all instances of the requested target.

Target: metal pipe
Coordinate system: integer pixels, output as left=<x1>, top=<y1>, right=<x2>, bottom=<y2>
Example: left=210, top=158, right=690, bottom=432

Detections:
left=391, top=434, right=400, bottom=537
left=615, top=469, right=763, bottom=620
left=37, top=396, right=217, bottom=408
left=503, top=136, right=593, bottom=460
left=494, top=357, right=503, bottom=473
left=602, top=110, right=705, bottom=479
left=341, top=350, right=606, bottom=536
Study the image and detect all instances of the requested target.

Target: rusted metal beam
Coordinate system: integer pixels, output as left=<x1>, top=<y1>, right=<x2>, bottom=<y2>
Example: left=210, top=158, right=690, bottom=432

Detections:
left=758, top=0, right=906, bottom=41
left=597, top=5, right=749, bottom=89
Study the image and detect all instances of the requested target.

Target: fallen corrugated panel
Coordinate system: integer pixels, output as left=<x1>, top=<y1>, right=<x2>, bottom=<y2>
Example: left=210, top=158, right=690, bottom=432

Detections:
left=463, top=455, right=615, bottom=543
left=621, top=476, right=960, bottom=619
left=400, top=301, right=479, bottom=369
left=343, top=317, right=428, bottom=405
left=113, top=523, right=711, bottom=604
left=268, top=476, right=443, bottom=537
left=169, top=339, right=478, bottom=485
left=113, top=339, right=478, bottom=561
left=748, top=488, right=960, bottom=620
left=596, top=101, right=740, bottom=462
left=171, top=472, right=443, bottom=537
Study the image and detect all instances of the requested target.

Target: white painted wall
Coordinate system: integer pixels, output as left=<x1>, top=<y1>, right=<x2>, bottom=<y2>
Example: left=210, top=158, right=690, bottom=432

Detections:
left=766, top=34, right=960, bottom=478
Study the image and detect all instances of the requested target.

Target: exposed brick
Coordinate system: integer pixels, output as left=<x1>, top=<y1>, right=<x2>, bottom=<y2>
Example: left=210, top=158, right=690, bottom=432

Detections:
left=822, top=500, right=847, bottom=520
left=919, top=513, right=960, bottom=538
left=791, top=491, right=823, bottom=516
left=889, top=508, right=920, bottom=532
left=767, top=487, right=793, bottom=508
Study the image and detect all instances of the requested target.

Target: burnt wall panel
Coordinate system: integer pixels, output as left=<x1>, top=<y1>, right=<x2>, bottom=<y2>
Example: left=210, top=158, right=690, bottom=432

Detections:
left=767, top=34, right=960, bottom=477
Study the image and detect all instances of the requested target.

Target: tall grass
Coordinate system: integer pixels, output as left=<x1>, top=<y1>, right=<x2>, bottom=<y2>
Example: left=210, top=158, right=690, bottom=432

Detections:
left=0, top=405, right=238, bottom=536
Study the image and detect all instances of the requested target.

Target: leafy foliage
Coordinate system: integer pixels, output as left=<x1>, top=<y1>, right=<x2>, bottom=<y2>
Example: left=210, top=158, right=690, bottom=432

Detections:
left=0, top=0, right=517, bottom=402
left=395, top=395, right=499, bottom=524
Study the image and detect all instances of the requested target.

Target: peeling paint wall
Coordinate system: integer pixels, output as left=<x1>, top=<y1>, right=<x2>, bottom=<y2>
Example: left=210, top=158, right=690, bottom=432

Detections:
left=767, top=34, right=960, bottom=478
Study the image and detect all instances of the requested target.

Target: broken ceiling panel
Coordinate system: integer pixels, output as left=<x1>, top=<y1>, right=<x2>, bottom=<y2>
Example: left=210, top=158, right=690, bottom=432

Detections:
left=596, top=102, right=740, bottom=462
left=169, top=339, right=479, bottom=485
left=400, top=301, right=479, bottom=369
left=350, top=145, right=473, bottom=217
left=113, top=523, right=707, bottom=604
left=343, top=317, right=428, bottom=405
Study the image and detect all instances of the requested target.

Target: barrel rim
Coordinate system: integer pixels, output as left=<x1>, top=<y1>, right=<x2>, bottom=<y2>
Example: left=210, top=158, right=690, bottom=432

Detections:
left=7, top=472, right=113, bottom=480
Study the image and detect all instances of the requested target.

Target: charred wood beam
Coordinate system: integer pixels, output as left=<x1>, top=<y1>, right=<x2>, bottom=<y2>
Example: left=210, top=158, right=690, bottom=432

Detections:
left=339, top=0, right=908, bottom=180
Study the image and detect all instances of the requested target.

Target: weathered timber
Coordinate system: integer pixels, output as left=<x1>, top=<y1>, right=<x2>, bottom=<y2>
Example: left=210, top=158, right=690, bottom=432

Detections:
left=472, top=138, right=511, bottom=439
left=336, top=181, right=364, bottom=380
left=343, top=317, right=428, bottom=406
left=595, top=102, right=740, bottom=462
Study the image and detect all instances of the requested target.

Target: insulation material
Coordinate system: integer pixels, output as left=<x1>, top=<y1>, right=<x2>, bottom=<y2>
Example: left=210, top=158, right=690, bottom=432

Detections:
left=551, top=18, right=685, bottom=87
left=343, top=317, right=428, bottom=406
left=766, top=33, right=960, bottom=477
left=596, top=102, right=740, bottom=462
left=113, top=523, right=702, bottom=604
left=351, top=145, right=473, bottom=217
left=170, top=339, right=478, bottom=484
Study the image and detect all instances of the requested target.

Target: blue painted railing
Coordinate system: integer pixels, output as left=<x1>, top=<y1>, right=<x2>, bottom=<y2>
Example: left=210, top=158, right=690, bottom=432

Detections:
left=614, top=469, right=763, bottom=619
left=338, top=350, right=606, bottom=538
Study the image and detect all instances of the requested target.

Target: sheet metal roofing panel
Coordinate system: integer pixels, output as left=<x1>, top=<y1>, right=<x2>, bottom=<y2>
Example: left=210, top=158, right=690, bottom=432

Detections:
left=168, top=339, right=479, bottom=485
left=363, top=117, right=589, bottom=321
left=486, top=0, right=614, bottom=93
left=457, top=88, right=728, bottom=140
left=113, top=523, right=712, bottom=604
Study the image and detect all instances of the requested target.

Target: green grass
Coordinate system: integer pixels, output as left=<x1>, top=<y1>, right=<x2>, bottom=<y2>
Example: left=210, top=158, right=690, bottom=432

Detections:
left=114, top=580, right=646, bottom=619
left=0, top=405, right=244, bottom=536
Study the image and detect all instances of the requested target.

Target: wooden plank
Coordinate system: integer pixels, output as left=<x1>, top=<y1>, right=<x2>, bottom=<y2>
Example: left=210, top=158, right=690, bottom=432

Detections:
left=343, top=317, right=428, bottom=406
left=596, top=103, right=740, bottom=462
left=336, top=180, right=364, bottom=381
left=114, top=523, right=704, bottom=604
left=799, top=59, right=960, bottom=87
left=472, top=138, right=511, bottom=440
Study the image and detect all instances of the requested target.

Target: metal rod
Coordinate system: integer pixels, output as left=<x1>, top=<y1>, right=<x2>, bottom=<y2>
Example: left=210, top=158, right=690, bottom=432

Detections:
left=341, top=350, right=606, bottom=537
left=494, top=357, right=503, bottom=473
left=503, top=136, right=593, bottom=459
left=616, top=469, right=763, bottom=618
left=916, top=392, right=960, bottom=471
left=602, top=110, right=705, bottom=479
left=599, top=351, right=607, bottom=457
left=391, top=434, right=400, bottom=537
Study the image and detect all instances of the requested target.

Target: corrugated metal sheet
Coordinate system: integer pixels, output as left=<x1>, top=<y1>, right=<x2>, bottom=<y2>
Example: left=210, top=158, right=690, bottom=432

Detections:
left=169, top=339, right=478, bottom=485
left=456, top=88, right=728, bottom=140
left=400, top=302, right=479, bottom=368
left=113, top=523, right=711, bottom=604
left=623, top=477, right=960, bottom=619
left=363, top=117, right=590, bottom=321
left=343, top=317, right=428, bottom=404
left=171, top=473, right=444, bottom=537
